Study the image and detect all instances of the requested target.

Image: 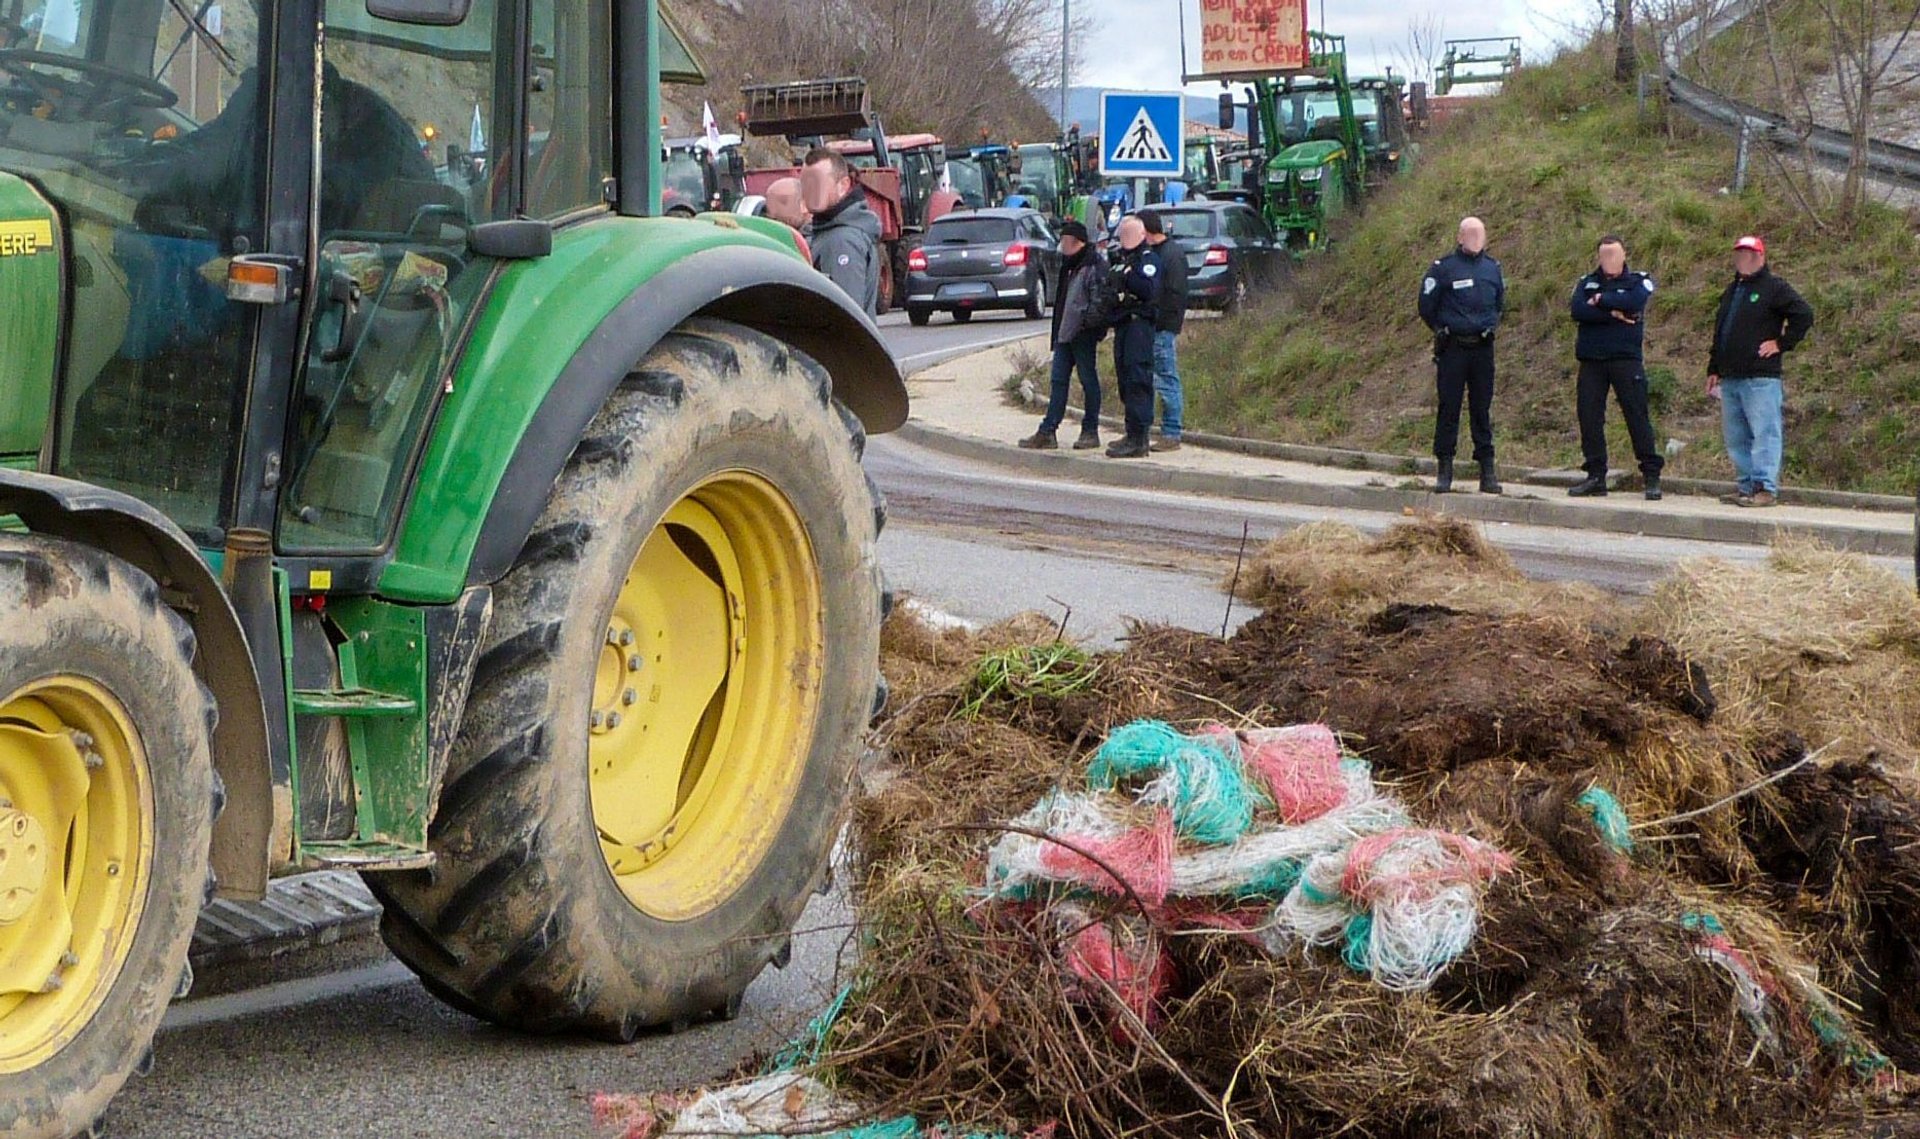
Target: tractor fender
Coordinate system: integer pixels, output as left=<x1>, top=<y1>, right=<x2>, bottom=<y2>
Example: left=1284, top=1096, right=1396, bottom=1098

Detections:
left=0, top=470, right=277, bottom=899
left=466, top=242, right=906, bottom=587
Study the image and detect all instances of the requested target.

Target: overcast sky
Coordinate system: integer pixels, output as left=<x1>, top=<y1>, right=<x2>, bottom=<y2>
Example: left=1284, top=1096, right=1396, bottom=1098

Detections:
left=1076, top=0, right=1600, bottom=93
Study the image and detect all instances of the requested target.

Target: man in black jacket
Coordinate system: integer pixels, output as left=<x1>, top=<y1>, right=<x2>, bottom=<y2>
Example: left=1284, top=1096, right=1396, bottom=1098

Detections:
left=1568, top=235, right=1664, bottom=500
left=1707, top=236, right=1814, bottom=508
left=1140, top=210, right=1189, bottom=452
left=1020, top=221, right=1108, bottom=450
left=1418, top=216, right=1505, bottom=493
left=1107, top=217, right=1163, bottom=459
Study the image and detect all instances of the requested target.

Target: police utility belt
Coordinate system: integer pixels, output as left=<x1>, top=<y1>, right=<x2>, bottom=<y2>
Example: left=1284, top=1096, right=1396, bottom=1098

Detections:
left=1436, top=327, right=1495, bottom=349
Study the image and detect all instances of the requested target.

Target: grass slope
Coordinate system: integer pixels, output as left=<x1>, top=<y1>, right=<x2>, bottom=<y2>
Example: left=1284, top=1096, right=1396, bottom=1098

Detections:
left=1178, top=42, right=1920, bottom=494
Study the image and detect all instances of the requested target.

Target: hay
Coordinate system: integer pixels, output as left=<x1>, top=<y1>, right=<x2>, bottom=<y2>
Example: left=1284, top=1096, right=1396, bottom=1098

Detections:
left=1229, top=516, right=1611, bottom=625
left=633, top=525, right=1920, bottom=1139
left=1642, top=539, right=1920, bottom=761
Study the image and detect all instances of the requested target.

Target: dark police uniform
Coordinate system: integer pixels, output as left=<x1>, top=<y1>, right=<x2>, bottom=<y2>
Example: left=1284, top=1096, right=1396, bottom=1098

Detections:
left=1110, top=243, right=1163, bottom=453
left=1570, top=265, right=1663, bottom=484
left=1417, top=246, right=1505, bottom=475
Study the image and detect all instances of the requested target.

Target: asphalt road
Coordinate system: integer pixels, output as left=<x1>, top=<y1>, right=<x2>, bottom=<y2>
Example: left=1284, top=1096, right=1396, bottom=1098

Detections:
left=106, top=314, right=1909, bottom=1138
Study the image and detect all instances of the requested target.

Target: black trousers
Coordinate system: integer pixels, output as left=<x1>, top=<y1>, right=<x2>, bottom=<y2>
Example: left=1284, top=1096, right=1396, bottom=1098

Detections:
left=1577, top=357, right=1665, bottom=479
left=1113, top=318, right=1156, bottom=442
left=1434, top=342, right=1495, bottom=463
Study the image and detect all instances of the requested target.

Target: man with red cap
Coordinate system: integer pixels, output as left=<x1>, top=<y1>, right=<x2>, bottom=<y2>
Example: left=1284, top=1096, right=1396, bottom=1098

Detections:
left=1707, top=235, right=1814, bottom=507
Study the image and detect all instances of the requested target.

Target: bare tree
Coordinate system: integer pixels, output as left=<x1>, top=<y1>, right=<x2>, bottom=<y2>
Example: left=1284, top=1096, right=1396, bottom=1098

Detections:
left=1615, top=0, right=1638, bottom=82
left=1397, top=12, right=1445, bottom=91
left=1809, top=0, right=1920, bottom=222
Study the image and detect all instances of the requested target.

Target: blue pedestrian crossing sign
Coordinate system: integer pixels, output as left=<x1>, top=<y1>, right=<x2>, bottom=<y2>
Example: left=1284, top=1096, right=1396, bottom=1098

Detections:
left=1098, top=90, right=1185, bottom=177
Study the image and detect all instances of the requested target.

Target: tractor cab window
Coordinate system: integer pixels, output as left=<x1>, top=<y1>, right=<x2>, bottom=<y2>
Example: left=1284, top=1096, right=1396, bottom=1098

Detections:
left=525, top=0, right=611, bottom=218
left=277, top=0, right=508, bottom=552
left=1278, top=91, right=1345, bottom=146
left=945, top=157, right=986, bottom=208
left=28, top=0, right=270, bottom=535
left=1017, top=147, right=1060, bottom=216
left=662, top=144, right=709, bottom=215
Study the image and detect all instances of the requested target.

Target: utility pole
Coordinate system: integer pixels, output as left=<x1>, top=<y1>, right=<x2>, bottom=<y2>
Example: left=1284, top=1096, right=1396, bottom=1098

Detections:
left=1060, top=0, right=1070, bottom=131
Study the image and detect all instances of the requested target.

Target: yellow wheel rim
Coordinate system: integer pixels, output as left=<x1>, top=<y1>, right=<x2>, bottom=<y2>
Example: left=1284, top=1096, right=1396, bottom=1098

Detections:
left=589, top=472, right=825, bottom=922
left=0, top=677, right=151, bottom=1073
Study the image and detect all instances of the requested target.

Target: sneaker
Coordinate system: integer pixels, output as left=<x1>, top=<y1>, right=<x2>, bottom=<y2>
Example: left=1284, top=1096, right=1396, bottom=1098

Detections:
left=1737, top=490, right=1778, bottom=508
left=1072, top=432, right=1101, bottom=450
left=1106, top=438, right=1150, bottom=459
left=1567, top=476, right=1609, bottom=498
left=1150, top=438, right=1182, bottom=453
left=1017, top=431, right=1057, bottom=450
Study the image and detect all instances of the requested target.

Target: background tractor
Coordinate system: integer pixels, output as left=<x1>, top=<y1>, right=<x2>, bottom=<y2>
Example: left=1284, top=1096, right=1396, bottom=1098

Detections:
left=1218, top=33, right=1414, bottom=251
left=663, top=133, right=747, bottom=216
left=737, top=76, right=950, bottom=313
left=0, top=1, right=903, bottom=1135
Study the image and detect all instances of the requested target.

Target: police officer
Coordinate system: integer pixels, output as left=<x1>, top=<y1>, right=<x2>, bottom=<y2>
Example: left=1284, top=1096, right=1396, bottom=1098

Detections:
left=1107, top=216, right=1162, bottom=459
left=1418, top=216, right=1505, bottom=493
left=1568, top=235, right=1663, bottom=500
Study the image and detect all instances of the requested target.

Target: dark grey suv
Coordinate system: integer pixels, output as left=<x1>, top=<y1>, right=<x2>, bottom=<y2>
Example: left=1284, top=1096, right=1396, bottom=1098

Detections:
left=905, top=207, right=1062, bottom=326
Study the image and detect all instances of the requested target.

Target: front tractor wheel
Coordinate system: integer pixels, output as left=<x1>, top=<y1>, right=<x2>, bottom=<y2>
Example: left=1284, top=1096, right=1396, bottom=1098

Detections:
left=371, top=318, right=884, bottom=1038
left=0, top=535, right=215, bottom=1139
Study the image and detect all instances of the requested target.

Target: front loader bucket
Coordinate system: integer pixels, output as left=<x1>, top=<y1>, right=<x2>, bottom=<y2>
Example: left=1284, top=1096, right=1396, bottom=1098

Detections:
left=742, top=77, right=871, bottom=139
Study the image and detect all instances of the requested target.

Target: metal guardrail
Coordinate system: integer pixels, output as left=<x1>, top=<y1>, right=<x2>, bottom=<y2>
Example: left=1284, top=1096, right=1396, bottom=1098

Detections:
left=1660, top=0, right=1920, bottom=189
left=1662, top=1, right=1920, bottom=588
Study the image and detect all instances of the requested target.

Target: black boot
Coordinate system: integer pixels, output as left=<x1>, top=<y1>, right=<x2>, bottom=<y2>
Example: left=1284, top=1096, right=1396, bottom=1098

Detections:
left=1644, top=475, right=1663, bottom=501
left=1478, top=462, right=1501, bottom=495
left=1018, top=429, right=1058, bottom=450
left=1433, top=459, right=1454, bottom=494
left=1568, top=475, right=1608, bottom=497
left=1106, top=436, right=1149, bottom=459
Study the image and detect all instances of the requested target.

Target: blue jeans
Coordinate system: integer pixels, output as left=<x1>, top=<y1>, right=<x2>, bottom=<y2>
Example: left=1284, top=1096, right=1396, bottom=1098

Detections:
left=1152, top=329, right=1183, bottom=440
left=1040, top=334, right=1102, bottom=434
left=1720, top=377, right=1783, bottom=494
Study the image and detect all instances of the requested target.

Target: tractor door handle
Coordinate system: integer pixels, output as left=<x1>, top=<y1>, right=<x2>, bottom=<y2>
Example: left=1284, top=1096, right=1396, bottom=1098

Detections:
left=319, top=270, right=364, bottom=364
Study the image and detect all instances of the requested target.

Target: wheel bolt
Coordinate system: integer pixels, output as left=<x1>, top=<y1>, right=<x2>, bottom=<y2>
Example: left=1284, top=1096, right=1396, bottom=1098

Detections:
left=69, top=732, right=93, bottom=751
left=618, top=630, right=635, bottom=647
left=82, top=751, right=103, bottom=770
left=621, top=688, right=638, bottom=706
left=590, top=711, right=605, bottom=729
left=605, top=627, right=619, bottom=645
left=627, top=655, right=643, bottom=672
left=606, top=712, right=623, bottom=729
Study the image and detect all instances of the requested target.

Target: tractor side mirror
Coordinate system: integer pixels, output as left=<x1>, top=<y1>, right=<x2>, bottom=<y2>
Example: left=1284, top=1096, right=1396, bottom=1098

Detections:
left=367, top=0, right=471, bottom=25
left=1219, top=93, right=1235, bottom=131
left=726, top=150, right=746, bottom=181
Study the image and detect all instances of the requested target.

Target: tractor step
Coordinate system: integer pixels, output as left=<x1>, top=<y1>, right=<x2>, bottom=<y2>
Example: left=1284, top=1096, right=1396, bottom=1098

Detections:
left=300, top=841, right=434, bottom=872
left=290, top=687, right=418, bottom=718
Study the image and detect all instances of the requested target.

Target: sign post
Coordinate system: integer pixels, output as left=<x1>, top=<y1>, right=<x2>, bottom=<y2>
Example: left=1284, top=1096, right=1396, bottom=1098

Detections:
left=1196, top=0, right=1310, bottom=77
left=1097, top=91, right=1186, bottom=178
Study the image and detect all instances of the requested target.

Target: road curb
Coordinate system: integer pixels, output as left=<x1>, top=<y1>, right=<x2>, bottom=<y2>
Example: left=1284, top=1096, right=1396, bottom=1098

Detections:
left=1050, top=405, right=1913, bottom=515
left=897, top=420, right=1915, bottom=557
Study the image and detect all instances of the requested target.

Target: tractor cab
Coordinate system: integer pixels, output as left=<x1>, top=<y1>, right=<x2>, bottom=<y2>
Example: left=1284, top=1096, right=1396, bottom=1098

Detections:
left=662, top=133, right=746, bottom=216
left=0, top=3, right=902, bottom=1131
left=944, top=143, right=1016, bottom=210
left=828, top=132, right=947, bottom=231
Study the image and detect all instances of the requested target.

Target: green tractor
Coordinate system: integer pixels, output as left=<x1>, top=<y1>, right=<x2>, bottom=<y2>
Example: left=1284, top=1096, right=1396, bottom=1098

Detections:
left=1013, top=133, right=1093, bottom=227
left=0, top=0, right=903, bottom=1134
left=1222, top=33, right=1414, bottom=251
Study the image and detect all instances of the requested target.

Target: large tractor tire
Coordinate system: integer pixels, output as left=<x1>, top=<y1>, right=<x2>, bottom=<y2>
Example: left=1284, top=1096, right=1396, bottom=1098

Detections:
left=370, top=319, right=885, bottom=1039
left=0, top=534, right=216, bottom=1138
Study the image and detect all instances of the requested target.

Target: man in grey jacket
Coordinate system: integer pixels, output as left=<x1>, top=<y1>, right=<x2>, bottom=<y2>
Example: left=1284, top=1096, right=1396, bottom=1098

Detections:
left=801, top=147, right=883, bottom=314
left=1020, top=221, right=1108, bottom=450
